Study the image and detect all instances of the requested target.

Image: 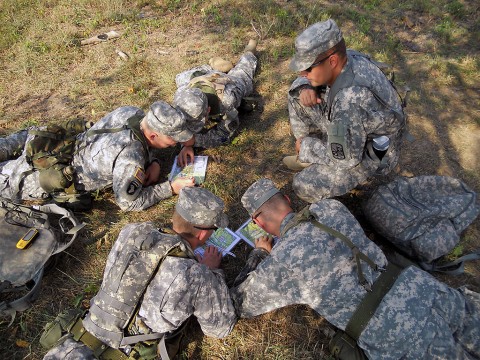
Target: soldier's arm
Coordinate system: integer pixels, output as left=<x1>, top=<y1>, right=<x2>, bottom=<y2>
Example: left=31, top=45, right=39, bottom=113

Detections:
left=298, top=87, right=370, bottom=167
left=112, top=145, right=173, bottom=211
left=0, top=129, right=29, bottom=161
left=192, top=265, right=237, bottom=338
left=230, top=255, right=294, bottom=318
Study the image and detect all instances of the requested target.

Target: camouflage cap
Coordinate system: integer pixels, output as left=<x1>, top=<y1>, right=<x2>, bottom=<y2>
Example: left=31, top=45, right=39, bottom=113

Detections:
left=241, top=178, right=280, bottom=216
left=175, top=187, right=228, bottom=228
left=173, top=88, right=208, bottom=133
left=289, top=19, right=343, bottom=72
left=145, top=101, right=193, bottom=143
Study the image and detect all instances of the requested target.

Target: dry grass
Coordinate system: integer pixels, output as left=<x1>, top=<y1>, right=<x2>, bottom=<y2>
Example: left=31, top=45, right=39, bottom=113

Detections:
left=1, top=0, right=479, bottom=359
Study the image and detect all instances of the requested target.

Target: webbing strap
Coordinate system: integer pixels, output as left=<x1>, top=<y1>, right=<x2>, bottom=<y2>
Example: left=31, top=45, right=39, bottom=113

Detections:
left=0, top=267, right=44, bottom=326
left=82, top=114, right=148, bottom=157
left=159, top=336, right=170, bottom=360
left=345, top=262, right=403, bottom=341
left=281, top=206, right=380, bottom=291
left=419, top=251, right=480, bottom=275
left=71, top=318, right=128, bottom=360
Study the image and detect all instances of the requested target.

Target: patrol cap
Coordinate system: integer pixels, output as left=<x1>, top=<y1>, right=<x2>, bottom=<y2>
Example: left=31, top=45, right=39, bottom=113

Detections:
left=175, top=187, right=228, bottom=229
left=289, top=19, right=343, bottom=72
left=173, top=88, right=208, bottom=133
left=145, top=101, right=193, bottom=143
left=241, top=178, right=280, bottom=216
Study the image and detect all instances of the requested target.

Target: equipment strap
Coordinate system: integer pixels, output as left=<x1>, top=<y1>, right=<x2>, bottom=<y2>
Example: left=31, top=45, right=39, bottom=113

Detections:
left=419, top=250, right=480, bottom=275
left=71, top=318, right=129, bottom=360
left=83, top=114, right=148, bottom=158
left=345, top=262, right=403, bottom=341
left=281, top=206, right=380, bottom=291
left=0, top=267, right=44, bottom=326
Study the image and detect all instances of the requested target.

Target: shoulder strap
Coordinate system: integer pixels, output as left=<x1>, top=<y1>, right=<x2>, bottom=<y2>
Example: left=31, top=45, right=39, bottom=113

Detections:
left=82, top=114, right=149, bottom=157
left=281, top=206, right=381, bottom=291
left=327, top=52, right=406, bottom=123
left=345, top=262, right=403, bottom=341
left=419, top=251, right=480, bottom=275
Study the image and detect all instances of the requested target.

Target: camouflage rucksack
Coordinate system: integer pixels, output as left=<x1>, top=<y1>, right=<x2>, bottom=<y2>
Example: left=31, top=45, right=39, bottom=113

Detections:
left=0, top=197, right=85, bottom=322
left=25, top=118, right=93, bottom=194
left=363, top=176, right=480, bottom=274
left=41, top=223, right=191, bottom=360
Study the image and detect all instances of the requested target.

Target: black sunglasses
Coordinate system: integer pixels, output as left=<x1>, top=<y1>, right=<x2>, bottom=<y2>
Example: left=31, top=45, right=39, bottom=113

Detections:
left=304, top=51, right=337, bottom=72
left=194, top=225, right=218, bottom=231
left=252, top=211, right=262, bottom=221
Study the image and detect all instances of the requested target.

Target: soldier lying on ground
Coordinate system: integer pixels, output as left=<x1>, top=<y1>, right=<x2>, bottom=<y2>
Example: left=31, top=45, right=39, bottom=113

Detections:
left=231, top=178, right=480, bottom=360
left=0, top=101, right=195, bottom=211
left=285, top=19, right=407, bottom=203
left=172, top=39, right=258, bottom=167
left=42, top=187, right=236, bottom=359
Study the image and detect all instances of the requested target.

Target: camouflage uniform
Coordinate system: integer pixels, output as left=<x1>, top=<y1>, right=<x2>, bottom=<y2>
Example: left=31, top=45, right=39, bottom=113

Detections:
left=231, top=179, right=480, bottom=360
left=0, top=103, right=188, bottom=211
left=174, top=52, right=257, bottom=148
left=288, top=20, right=405, bottom=203
left=44, top=188, right=235, bottom=359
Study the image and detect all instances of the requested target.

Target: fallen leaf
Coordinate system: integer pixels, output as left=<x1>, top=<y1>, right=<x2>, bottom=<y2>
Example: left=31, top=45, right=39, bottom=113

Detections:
left=15, top=339, right=30, bottom=348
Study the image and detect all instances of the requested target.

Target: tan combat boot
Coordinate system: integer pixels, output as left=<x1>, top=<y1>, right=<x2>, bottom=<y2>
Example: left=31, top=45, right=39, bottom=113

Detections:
left=209, top=57, right=234, bottom=72
left=244, top=39, right=258, bottom=54
left=282, top=155, right=311, bottom=171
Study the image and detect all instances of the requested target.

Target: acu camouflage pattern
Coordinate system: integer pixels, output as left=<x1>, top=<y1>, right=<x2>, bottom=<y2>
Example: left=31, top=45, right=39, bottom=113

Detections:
left=364, top=175, right=480, bottom=263
left=0, top=106, right=174, bottom=211
left=82, top=222, right=188, bottom=348
left=43, top=337, right=95, bottom=360
left=174, top=87, right=209, bottom=133
left=145, top=101, right=192, bottom=143
left=289, top=19, right=343, bottom=71
left=241, top=178, right=280, bottom=216
left=175, top=187, right=229, bottom=229
left=231, top=199, right=480, bottom=359
left=288, top=50, right=405, bottom=203
left=174, top=52, right=257, bottom=148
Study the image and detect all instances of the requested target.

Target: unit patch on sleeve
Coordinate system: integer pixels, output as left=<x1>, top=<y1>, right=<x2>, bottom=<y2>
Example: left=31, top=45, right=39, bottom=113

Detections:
left=127, top=180, right=141, bottom=195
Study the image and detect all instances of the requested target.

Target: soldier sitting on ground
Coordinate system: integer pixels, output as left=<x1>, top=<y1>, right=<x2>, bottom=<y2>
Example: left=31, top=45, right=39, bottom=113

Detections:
left=0, top=101, right=195, bottom=211
left=231, top=178, right=480, bottom=360
left=42, top=187, right=237, bottom=360
left=172, top=39, right=258, bottom=167
left=285, top=19, right=407, bottom=203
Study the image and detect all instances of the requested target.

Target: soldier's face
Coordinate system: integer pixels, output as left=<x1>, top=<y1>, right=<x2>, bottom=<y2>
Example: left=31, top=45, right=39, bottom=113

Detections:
left=300, top=53, right=337, bottom=87
left=301, top=62, right=330, bottom=87
left=153, top=133, right=177, bottom=149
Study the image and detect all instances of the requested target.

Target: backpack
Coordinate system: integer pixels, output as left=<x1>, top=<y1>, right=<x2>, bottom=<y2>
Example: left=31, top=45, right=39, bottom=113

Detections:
left=0, top=197, right=85, bottom=323
left=363, top=176, right=480, bottom=274
left=41, top=223, right=191, bottom=359
left=25, top=118, right=92, bottom=194
left=17, top=114, right=146, bottom=211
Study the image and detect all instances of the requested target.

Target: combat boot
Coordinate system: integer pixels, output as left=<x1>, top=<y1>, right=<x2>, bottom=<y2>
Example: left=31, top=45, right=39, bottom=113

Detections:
left=208, top=57, right=234, bottom=72
left=282, top=155, right=310, bottom=171
left=244, top=39, right=258, bottom=54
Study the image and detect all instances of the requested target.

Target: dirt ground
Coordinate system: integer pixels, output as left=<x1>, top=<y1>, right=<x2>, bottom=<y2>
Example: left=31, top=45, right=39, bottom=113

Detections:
left=0, top=1, right=479, bottom=359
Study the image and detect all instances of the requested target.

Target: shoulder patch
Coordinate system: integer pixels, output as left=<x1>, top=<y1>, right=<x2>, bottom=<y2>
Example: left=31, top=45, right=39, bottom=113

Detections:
left=127, top=180, right=141, bottom=195
left=134, top=167, right=146, bottom=184
left=331, top=143, right=346, bottom=160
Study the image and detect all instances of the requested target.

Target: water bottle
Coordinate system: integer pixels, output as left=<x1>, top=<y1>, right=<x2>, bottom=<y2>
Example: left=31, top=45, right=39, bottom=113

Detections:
left=372, top=136, right=390, bottom=160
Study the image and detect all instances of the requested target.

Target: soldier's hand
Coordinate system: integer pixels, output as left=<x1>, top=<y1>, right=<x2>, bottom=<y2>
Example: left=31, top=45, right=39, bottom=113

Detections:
left=170, top=177, right=195, bottom=194
left=255, top=235, right=273, bottom=253
left=144, top=161, right=161, bottom=186
left=197, top=245, right=222, bottom=269
left=178, top=146, right=194, bottom=167
left=299, top=88, right=322, bottom=107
